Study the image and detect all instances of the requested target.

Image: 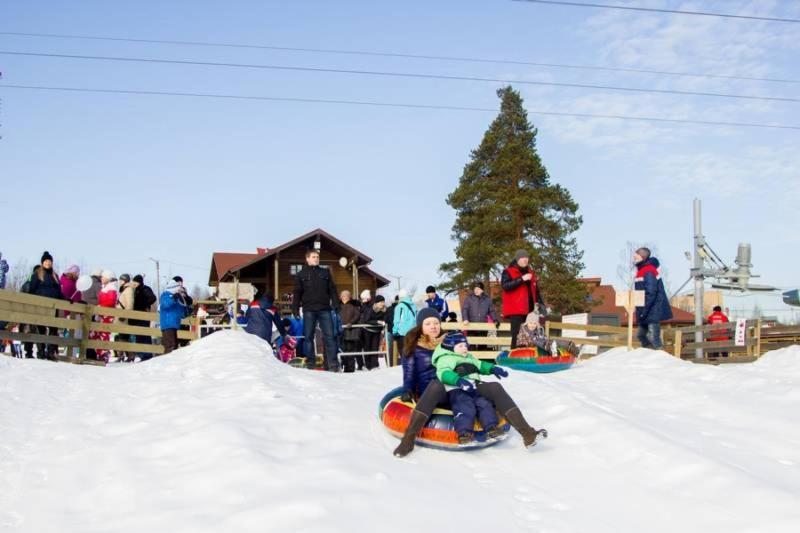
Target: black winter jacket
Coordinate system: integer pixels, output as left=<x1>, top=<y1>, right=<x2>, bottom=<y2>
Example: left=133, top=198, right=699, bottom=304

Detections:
left=292, top=266, right=339, bottom=315
left=28, top=268, right=63, bottom=300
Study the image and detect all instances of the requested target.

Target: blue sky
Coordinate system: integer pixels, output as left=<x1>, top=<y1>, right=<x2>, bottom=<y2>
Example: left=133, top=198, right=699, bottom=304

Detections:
left=1, top=0, right=798, bottom=320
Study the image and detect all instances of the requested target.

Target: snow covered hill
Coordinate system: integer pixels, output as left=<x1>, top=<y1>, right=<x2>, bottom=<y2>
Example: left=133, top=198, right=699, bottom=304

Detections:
left=1, top=331, right=798, bottom=533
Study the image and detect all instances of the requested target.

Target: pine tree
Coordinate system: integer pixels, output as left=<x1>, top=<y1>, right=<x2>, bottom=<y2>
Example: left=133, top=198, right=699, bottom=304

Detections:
left=440, top=86, right=588, bottom=313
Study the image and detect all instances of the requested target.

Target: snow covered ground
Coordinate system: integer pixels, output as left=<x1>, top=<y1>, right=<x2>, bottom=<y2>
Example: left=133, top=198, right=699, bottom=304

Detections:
left=1, top=331, right=798, bottom=533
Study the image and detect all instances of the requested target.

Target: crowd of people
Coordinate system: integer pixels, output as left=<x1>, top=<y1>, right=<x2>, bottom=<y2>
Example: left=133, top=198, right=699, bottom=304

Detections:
left=1, top=246, right=688, bottom=457
left=2, top=246, right=680, bottom=372
left=0, top=250, right=194, bottom=362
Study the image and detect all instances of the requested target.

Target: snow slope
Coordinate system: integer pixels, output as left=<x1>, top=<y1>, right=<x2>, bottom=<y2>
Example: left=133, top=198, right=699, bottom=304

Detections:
left=1, top=331, right=798, bottom=533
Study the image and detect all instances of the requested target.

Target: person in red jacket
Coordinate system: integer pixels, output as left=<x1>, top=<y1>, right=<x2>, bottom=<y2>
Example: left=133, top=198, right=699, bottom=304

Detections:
left=501, top=249, right=545, bottom=349
left=707, top=305, right=730, bottom=357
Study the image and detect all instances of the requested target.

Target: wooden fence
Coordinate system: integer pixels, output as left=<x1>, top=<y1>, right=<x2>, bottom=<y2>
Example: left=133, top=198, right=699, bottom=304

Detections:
left=670, top=320, right=761, bottom=362
left=441, top=321, right=646, bottom=360
left=0, top=289, right=197, bottom=365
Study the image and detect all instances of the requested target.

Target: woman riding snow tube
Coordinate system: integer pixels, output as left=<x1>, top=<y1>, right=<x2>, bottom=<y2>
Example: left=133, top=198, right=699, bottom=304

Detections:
left=389, top=308, right=547, bottom=457
left=496, top=346, right=576, bottom=373
left=379, top=386, right=510, bottom=451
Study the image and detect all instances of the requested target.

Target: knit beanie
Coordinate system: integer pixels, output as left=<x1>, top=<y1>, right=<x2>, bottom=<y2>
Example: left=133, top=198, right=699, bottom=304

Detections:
left=41, top=251, right=54, bottom=263
left=65, top=264, right=80, bottom=275
left=441, top=331, right=468, bottom=352
left=415, top=307, right=440, bottom=327
left=375, top=294, right=385, bottom=303
left=635, top=247, right=651, bottom=260
left=514, top=249, right=530, bottom=261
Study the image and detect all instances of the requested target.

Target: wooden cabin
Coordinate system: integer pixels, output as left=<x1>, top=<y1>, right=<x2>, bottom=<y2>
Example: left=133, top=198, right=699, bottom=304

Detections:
left=209, top=229, right=390, bottom=311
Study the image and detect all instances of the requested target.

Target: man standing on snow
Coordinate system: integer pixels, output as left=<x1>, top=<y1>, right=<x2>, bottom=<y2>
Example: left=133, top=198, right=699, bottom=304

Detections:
left=424, top=285, right=449, bottom=321
left=501, top=249, right=545, bottom=349
left=633, top=247, right=673, bottom=350
left=292, top=249, right=340, bottom=371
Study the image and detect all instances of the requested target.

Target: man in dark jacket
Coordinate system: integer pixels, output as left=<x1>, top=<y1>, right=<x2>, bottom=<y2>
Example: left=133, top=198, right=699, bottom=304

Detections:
left=339, top=290, right=362, bottom=373
left=292, top=249, right=340, bottom=371
left=633, top=247, right=673, bottom=349
left=130, top=274, right=157, bottom=360
left=425, top=285, right=449, bottom=321
left=28, top=251, right=63, bottom=360
left=501, top=249, right=545, bottom=349
left=462, top=281, right=498, bottom=351
left=462, top=281, right=498, bottom=325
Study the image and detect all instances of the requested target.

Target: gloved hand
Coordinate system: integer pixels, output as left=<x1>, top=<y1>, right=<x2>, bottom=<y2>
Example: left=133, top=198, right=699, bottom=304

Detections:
left=491, top=366, right=509, bottom=379
left=400, top=390, right=413, bottom=403
left=456, top=378, right=475, bottom=392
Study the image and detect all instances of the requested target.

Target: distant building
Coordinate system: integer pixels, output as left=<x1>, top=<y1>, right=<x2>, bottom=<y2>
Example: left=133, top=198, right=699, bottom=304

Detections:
left=670, top=291, right=725, bottom=316
left=209, top=228, right=390, bottom=312
left=578, top=277, right=695, bottom=326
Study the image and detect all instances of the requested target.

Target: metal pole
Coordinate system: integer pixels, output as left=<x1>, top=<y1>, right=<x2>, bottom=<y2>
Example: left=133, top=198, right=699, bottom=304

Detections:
left=692, top=199, right=704, bottom=360
left=149, top=257, right=161, bottom=306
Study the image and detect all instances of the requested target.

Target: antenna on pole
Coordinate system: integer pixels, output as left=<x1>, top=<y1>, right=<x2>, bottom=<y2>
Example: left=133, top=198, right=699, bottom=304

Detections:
left=687, top=199, right=777, bottom=359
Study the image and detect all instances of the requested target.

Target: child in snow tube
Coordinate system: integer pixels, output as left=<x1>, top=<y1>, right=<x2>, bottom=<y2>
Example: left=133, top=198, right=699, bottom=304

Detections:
left=389, top=308, right=547, bottom=457
left=497, top=311, right=577, bottom=373
left=431, top=332, right=508, bottom=444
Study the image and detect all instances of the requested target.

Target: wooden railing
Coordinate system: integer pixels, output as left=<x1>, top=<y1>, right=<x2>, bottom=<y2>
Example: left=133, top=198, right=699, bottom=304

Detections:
left=671, top=320, right=761, bottom=360
left=440, top=322, right=511, bottom=360
left=0, top=289, right=182, bottom=364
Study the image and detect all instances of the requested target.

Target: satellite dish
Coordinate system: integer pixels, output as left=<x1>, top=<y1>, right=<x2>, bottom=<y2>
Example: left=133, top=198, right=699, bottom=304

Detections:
left=710, top=282, right=778, bottom=292
left=339, top=257, right=348, bottom=268
left=783, top=289, right=800, bottom=307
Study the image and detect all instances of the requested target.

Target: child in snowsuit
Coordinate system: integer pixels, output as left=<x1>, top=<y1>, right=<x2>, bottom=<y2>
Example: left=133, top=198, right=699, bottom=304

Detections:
left=278, top=336, right=298, bottom=363
left=516, top=310, right=549, bottom=351
left=431, top=332, right=508, bottom=444
left=517, top=310, right=578, bottom=356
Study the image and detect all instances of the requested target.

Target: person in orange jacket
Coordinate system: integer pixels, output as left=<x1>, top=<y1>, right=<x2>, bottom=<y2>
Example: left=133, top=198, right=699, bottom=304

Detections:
left=707, top=305, right=730, bottom=357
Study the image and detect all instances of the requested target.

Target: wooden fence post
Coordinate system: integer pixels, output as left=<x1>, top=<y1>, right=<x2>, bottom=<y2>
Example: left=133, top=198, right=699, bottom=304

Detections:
left=756, top=318, right=762, bottom=358
left=79, top=306, right=93, bottom=364
left=673, top=329, right=682, bottom=358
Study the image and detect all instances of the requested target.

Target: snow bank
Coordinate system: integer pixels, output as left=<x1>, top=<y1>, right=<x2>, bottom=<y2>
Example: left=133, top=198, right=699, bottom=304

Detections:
left=1, top=333, right=798, bottom=532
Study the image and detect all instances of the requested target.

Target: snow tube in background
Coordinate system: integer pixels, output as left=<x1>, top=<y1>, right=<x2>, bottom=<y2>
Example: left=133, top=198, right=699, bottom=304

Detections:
left=496, top=347, right=576, bottom=373
left=378, top=387, right=510, bottom=451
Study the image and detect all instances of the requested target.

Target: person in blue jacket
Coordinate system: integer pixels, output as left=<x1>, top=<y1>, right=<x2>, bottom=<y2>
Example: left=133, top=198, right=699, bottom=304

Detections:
left=159, top=280, right=187, bottom=354
left=633, top=247, right=673, bottom=349
left=425, top=285, right=449, bottom=321
left=244, top=293, right=286, bottom=344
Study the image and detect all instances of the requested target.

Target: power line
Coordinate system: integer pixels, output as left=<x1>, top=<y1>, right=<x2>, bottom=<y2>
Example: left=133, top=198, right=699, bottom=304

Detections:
left=3, top=50, right=798, bottom=105
left=2, top=83, right=799, bottom=131
left=512, top=0, right=800, bottom=23
left=1, top=30, right=797, bottom=85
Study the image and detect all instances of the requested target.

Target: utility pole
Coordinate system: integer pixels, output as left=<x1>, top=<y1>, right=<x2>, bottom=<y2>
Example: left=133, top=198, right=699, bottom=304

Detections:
left=692, top=199, right=705, bottom=360
left=149, top=257, right=161, bottom=306
left=386, top=274, right=403, bottom=293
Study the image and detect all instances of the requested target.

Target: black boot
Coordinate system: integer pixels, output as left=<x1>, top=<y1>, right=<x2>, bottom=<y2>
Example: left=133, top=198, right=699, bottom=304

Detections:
left=504, top=407, right=548, bottom=448
left=393, top=410, right=429, bottom=458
